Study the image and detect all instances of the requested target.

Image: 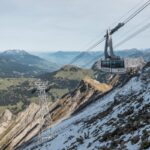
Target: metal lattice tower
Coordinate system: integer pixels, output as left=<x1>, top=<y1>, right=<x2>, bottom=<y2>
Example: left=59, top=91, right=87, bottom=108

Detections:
left=35, top=79, right=52, bottom=145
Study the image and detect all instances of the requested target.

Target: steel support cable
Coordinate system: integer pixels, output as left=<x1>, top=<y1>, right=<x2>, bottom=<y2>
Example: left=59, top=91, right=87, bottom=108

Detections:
left=82, top=1, right=149, bottom=67
left=74, top=0, right=145, bottom=65
left=107, top=2, right=149, bottom=44
left=85, top=0, right=144, bottom=50
left=69, top=0, right=150, bottom=65
left=82, top=0, right=150, bottom=58
left=112, top=14, right=150, bottom=48
left=80, top=30, right=106, bottom=50
left=82, top=1, right=150, bottom=67
left=69, top=37, right=105, bottom=64
left=83, top=21, right=150, bottom=68
left=124, top=0, right=150, bottom=24
left=109, top=0, right=150, bottom=35
left=109, top=0, right=145, bottom=28
left=82, top=54, right=103, bottom=68
left=114, top=22, right=150, bottom=48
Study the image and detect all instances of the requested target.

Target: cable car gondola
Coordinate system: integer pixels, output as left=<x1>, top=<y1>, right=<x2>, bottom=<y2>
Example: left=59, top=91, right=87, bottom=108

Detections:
left=100, top=29, right=126, bottom=74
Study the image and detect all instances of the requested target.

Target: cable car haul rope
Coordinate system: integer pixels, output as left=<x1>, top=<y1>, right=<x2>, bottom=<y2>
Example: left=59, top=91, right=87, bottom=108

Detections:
left=69, top=0, right=150, bottom=74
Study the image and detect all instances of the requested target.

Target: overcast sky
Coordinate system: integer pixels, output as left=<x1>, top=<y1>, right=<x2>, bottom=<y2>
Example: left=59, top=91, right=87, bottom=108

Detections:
left=0, top=0, right=150, bottom=52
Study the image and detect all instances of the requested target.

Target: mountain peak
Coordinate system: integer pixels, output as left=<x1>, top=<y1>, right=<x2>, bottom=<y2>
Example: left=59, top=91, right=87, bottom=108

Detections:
left=2, top=50, right=29, bottom=56
left=61, top=65, right=80, bottom=71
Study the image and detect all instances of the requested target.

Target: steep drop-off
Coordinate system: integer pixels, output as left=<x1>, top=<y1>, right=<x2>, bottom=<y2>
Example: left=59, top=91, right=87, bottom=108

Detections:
left=0, top=77, right=111, bottom=150
left=22, top=62, right=150, bottom=150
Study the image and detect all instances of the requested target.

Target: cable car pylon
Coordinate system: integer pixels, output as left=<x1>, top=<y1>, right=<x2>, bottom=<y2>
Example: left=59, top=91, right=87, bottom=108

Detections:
left=34, top=79, right=52, bottom=147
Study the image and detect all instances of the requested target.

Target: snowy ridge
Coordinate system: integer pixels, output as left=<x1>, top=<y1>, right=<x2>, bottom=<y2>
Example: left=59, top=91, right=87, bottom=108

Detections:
left=23, top=65, right=150, bottom=150
left=2, top=50, right=29, bottom=56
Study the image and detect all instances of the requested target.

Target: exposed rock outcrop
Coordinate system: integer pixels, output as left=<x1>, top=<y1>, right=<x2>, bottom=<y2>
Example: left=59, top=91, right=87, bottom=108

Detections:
left=0, top=77, right=112, bottom=150
left=0, top=109, right=13, bottom=135
left=22, top=62, right=150, bottom=150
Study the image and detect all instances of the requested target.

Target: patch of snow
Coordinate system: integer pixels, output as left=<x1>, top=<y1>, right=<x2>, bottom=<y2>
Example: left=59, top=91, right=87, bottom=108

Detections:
left=23, top=69, right=150, bottom=150
left=125, top=141, right=139, bottom=150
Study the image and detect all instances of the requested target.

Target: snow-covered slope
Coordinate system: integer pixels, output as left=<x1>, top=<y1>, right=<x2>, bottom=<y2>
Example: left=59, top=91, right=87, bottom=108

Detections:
left=22, top=63, right=150, bottom=150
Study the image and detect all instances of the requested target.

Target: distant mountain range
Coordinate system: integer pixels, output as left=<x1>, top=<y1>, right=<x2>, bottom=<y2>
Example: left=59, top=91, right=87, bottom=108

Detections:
left=34, top=48, right=150, bottom=68
left=33, top=51, right=101, bottom=68
left=0, top=49, right=149, bottom=77
left=0, top=50, right=58, bottom=77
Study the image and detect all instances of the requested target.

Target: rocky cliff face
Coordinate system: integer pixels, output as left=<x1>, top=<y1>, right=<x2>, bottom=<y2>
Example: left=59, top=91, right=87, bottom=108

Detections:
left=0, top=77, right=112, bottom=150
left=49, top=77, right=112, bottom=124
left=0, top=109, right=13, bottom=135
left=0, top=103, right=41, bottom=150
left=22, top=62, right=150, bottom=150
